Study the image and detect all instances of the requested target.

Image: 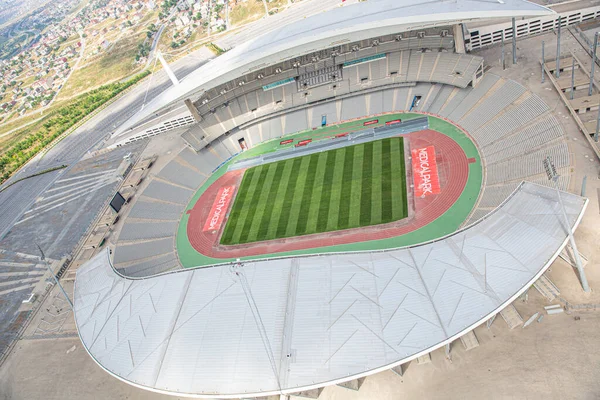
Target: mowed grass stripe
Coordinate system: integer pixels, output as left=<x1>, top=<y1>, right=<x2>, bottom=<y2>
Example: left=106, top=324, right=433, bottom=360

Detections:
left=381, top=139, right=393, bottom=222
left=391, top=138, right=407, bottom=220
left=337, top=146, right=355, bottom=229
left=360, top=142, right=374, bottom=226
left=252, top=161, right=287, bottom=242
left=370, top=140, right=383, bottom=224
left=220, top=167, right=256, bottom=244
left=305, top=152, right=328, bottom=234
left=237, top=165, right=271, bottom=243
left=316, top=150, right=337, bottom=232
left=229, top=166, right=265, bottom=244
left=245, top=163, right=278, bottom=242
left=326, top=148, right=346, bottom=231
left=275, top=157, right=304, bottom=238
left=221, top=137, right=409, bottom=245
left=348, top=144, right=364, bottom=228
left=264, top=159, right=295, bottom=240
left=285, top=156, right=312, bottom=237
left=296, top=153, right=322, bottom=234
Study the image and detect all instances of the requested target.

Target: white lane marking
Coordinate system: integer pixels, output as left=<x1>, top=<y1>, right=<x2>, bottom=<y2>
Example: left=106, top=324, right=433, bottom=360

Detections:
left=47, top=172, right=115, bottom=193
left=0, top=277, right=40, bottom=288
left=55, top=169, right=114, bottom=183
left=0, top=283, right=37, bottom=297
left=37, top=176, right=115, bottom=203
left=17, top=180, right=115, bottom=224
left=25, top=177, right=116, bottom=215
left=0, top=271, right=45, bottom=278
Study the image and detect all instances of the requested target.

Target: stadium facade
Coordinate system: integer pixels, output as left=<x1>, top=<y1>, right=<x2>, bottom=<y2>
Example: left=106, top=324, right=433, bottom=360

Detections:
left=73, top=0, right=591, bottom=398
left=111, top=0, right=553, bottom=148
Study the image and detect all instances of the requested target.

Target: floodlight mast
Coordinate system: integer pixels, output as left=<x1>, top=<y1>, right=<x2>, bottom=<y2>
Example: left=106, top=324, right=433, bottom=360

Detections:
left=543, top=157, right=590, bottom=292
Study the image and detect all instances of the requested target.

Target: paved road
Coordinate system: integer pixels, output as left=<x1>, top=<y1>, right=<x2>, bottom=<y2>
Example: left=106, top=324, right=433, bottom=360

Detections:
left=0, top=52, right=210, bottom=241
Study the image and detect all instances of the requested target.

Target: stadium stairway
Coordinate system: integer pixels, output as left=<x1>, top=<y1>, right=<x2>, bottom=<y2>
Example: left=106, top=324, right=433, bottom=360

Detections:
left=112, top=146, right=224, bottom=277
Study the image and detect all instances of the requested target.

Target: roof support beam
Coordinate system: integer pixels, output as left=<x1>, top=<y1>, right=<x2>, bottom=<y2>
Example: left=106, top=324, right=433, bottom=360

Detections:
left=157, top=50, right=179, bottom=86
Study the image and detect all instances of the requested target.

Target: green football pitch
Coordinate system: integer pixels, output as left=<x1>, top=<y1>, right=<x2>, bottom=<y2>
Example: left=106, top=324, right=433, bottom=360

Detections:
left=220, top=137, right=408, bottom=245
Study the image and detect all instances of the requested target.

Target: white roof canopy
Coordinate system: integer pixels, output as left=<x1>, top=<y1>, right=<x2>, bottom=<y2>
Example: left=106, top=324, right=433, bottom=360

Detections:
left=115, top=0, right=553, bottom=136
left=74, top=182, right=586, bottom=398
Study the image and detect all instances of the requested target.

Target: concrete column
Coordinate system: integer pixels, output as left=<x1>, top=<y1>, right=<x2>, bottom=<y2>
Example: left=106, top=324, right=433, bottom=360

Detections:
left=595, top=101, right=600, bottom=142
left=556, top=16, right=562, bottom=78
left=589, top=32, right=598, bottom=96
left=501, top=33, right=505, bottom=70
left=453, top=24, right=466, bottom=54
left=542, top=41, right=545, bottom=83
left=337, top=378, right=365, bottom=391
left=512, top=18, right=517, bottom=64
left=290, top=388, right=323, bottom=399
left=184, top=99, right=202, bottom=122
left=391, top=364, right=405, bottom=377
left=570, top=58, right=576, bottom=100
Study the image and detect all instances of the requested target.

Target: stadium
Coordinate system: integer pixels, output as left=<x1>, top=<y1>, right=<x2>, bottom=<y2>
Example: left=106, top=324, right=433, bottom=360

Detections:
left=23, top=0, right=596, bottom=398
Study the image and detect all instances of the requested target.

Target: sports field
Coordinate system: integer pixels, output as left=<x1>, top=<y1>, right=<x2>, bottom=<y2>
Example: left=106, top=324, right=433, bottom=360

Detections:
left=220, top=137, right=408, bottom=245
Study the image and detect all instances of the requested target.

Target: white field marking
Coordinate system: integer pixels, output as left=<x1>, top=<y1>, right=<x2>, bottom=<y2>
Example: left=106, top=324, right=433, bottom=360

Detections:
left=0, top=277, right=40, bottom=288
left=17, top=180, right=115, bottom=224
left=0, top=271, right=45, bottom=278
left=46, top=173, right=115, bottom=193
left=55, top=169, right=114, bottom=184
left=0, top=283, right=37, bottom=297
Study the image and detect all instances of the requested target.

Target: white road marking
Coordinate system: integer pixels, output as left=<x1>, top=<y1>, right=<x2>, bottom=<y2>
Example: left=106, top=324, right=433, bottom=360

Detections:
left=0, top=271, right=45, bottom=278
left=0, top=277, right=40, bottom=288
left=17, top=179, right=116, bottom=224
left=46, top=173, right=115, bottom=193
left=55, top=169, right=114, bottom=184
left=38, top=176, right=115, bottom=203
left=0, top=283, right=37, bottom=297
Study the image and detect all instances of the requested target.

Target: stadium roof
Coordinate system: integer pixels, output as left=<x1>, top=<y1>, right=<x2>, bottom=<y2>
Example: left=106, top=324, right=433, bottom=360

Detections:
left=115, top=0, right=553, bottom=136
left=74, top=182, right=587, bottom=398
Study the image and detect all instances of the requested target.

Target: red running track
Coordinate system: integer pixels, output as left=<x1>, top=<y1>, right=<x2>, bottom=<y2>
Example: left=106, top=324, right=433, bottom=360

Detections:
left=186, top=129, right=469, bottom=259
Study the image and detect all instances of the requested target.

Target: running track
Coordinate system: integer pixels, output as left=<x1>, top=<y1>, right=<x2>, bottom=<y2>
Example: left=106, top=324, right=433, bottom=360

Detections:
left=186, top=129, right=470, bottom=258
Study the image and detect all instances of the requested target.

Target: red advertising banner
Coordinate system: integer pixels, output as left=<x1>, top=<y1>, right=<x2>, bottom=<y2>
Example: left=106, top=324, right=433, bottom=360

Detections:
left=202, top=186, right=235, bottom=232
left=280, top=139, right=294, bottom=145
left=296, top=139, right=312, bottom=147
left=335, top=132, right=349, bottom=138
left=363, top=119, right=379, bottom=126
left=411, top=146, right=441, bottom=198
left=386, top=119, right=402, bottom=125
